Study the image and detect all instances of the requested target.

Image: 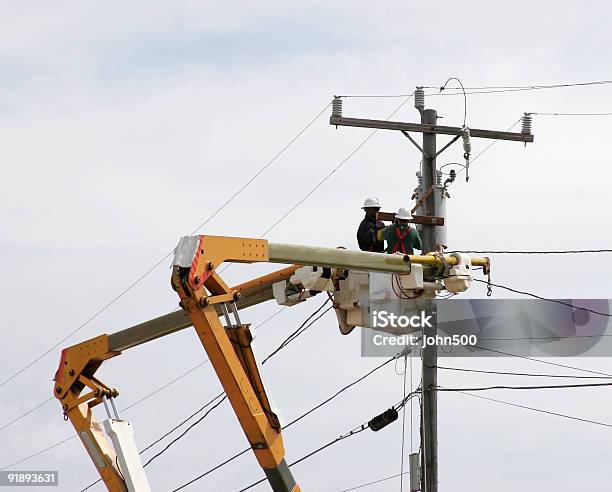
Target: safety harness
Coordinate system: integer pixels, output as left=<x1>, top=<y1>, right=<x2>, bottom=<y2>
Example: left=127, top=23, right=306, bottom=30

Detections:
left=391, top=225, right=411, bottom=254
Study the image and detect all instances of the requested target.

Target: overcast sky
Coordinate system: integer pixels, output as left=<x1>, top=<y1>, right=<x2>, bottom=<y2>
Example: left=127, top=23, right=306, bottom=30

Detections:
left=2, top=1, right=612, bottom=491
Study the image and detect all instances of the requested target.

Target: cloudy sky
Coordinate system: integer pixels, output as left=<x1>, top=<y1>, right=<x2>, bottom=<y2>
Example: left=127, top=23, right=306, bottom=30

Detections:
left=2, top=1, right=612, bottom=491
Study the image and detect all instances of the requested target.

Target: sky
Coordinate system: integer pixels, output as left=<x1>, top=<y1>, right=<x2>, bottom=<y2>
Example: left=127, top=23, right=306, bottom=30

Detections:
left=1, top=1, right=612, bottom=490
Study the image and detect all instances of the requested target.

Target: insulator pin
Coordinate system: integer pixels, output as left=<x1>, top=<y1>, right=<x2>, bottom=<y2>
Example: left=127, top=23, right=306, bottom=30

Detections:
left=461, top=126, right=471, bottom=156
left=522, top=113, right=532, bottom=134
left=332, top=97, right=343, bottom=118
left=414, top=87, right=425, bottom=111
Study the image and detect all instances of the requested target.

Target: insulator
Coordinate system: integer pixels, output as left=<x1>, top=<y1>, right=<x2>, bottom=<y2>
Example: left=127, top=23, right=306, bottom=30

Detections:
left=522, top=113, right=532, bottom=134
left=461, top=126, right=471, bottom=156
left=416, top=171, right=423, bottom=187
left=436, top=170, right=443, bottom=185
left=414, top=87, right=425, bottom=111
left=332, top=97, right=343, bottom=118
left=369, top=408, right=398, bottom=432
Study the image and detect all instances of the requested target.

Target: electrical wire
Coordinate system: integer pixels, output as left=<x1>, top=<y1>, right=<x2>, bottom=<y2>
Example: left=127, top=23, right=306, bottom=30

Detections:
left=340, top=471, right=411, bottom=491
left=236, top=424, right=371, bottom=492
left=440, top=77, right=467, bottom=126
left=472, top=345, right=612, bottom=377
left=142, top=395, right=229, bottom=468
left=479, top=333, right=612, bottom=341
left=261, top=301, right=332, bottom=363
left=432, top=365, right=612, bottom=379
left=453, top=391, right=612, bottom=429
left=450, top=249, right=612, bottom=254
left=0, top=434, right=79, bottom=471
left=0, top=103, right=330, bottom=392
left=436, top=382, right=612, bottom=392
left=472, top=278, right=612, bottom=318
left=0, top=397, right=53, bottom=433
left=121, top=360, right=209, bottom=413
left=140, top=393, right=226, bottom=455
left=399, top=351, right=408, bottom=492
left=283, top=351, right=403, bottom=430
left=530, top=112, right=612, bottom=116
left=336, top=78, right=612, bottom=98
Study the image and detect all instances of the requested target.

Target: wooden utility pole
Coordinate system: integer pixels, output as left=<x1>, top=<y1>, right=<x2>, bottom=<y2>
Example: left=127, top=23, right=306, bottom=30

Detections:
left=420, top=107, right=439, bottom=492
left=330, top=93, right=534, bottom=492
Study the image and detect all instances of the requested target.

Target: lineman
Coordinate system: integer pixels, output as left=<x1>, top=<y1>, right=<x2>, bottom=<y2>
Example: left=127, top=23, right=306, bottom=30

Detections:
left=357, top=197, right=385, bottom=252
left=377, top=206, right=422, bottom=254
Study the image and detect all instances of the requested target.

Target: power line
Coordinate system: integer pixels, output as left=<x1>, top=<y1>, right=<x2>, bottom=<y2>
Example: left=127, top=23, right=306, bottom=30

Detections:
left=0, top=398, right=53, bottom=433
left=530, top=112, right=612, bottom=116
left=237, top=424, right=371, bottom=492
left=433, top=365, right=612, bottom=379
left=340, top=471, right=410, bottom=492
left=0, top=435, right=77, bottom=471
left=473, top=278, right=612, bottom=318
left=479, top=333, right=612, bottom=341
left=121, top=360, right=209, bottom=412
left=436, top=382, right=612, bottom=392
left=0, top=102, right=330, bottom=392
left=189, top=102, right=331, bottom=235
left=337, top=78, right=612, bottom=98
left=453, top=390, right=612, bottom=429
left=140, top=393, right=226, bottom=456
left=261, top=300, right=331, bottom=363
left=283, top=351, right=402, bottom=430
left=472, top=345, right=612, bottom=377
left=142, top=395, right=228, bottom=468
left=451, top=249, right=612, bottom=254
left=399, top=352, right=408, bottom=492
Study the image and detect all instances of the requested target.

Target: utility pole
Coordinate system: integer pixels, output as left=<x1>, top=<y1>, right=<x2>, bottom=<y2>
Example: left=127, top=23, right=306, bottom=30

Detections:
left=329, top=91, right=533, bottom=492
left=420, top=107, right=438, bottom=492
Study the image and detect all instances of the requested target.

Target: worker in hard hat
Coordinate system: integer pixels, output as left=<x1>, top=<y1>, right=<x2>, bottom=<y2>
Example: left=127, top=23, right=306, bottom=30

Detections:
left=357, top=197, right=385, bottom=252
left=377, top=206, right=422, bottom=254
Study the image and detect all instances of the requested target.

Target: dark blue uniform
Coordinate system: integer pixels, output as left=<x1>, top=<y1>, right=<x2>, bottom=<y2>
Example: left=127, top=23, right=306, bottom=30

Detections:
left=357, top=217, right=385, bottom=252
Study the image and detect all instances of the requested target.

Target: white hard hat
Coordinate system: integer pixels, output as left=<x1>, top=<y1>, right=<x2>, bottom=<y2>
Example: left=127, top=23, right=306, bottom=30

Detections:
left=395, top=205, right=412, bottom=220
left=362, top=197, right=381, bottom=209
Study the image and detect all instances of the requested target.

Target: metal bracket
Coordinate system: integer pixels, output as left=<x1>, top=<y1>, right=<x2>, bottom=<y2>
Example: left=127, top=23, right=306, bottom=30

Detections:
left=434, top=135, right=461, bottom=158
left=401, top=130, right=427, bottom=157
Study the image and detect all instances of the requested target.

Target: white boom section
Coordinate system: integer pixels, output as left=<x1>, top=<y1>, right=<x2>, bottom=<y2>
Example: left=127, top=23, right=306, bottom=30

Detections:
left=102, top=420, right=151, bottom=492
